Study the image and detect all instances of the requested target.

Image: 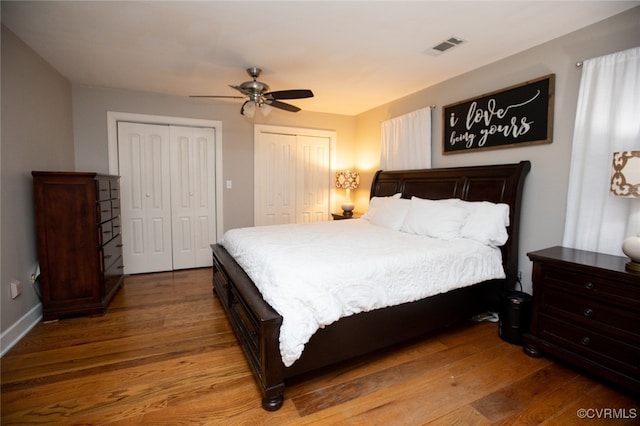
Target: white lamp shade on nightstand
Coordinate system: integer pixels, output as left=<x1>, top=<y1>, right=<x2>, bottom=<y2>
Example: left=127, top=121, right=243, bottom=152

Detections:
left=610, top=150, right=640, bottom=272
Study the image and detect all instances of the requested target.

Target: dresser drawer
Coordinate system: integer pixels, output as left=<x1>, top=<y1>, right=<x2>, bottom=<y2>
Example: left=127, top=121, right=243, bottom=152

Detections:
left=111, top=198, right=121, bottom=218
left=98, top=221, right=114, bottom=246
left=97, top=200, right=113, bottom=223
left=101, top=234, right=123, bottom=271
left=539, top=315, right=640, bottom=378
left=104, top=254, right=124, bottom=297
left=109, top=181, right=120, bottom=200
left=97, top=179, right=111, bottom=201
left=540, top=264, right=640, bottom=307
left=541, top=286, right=640, bottom=339
left=111, top=216, right=121, bottom=237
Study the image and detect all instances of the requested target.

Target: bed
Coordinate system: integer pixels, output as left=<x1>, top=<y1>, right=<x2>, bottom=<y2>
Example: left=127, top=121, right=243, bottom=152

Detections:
left=211, top=161, right=530, bottom=410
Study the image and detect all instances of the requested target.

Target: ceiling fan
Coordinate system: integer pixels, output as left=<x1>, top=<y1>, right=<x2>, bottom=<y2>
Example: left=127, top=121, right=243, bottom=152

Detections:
left=190, top=67, right=314, bottom=116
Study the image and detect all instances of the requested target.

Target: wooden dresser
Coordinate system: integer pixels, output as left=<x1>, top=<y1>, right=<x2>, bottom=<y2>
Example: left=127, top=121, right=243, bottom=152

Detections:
left=32, top=172, right=124, bottom=320
left=524, top=246, right=639, bottom=396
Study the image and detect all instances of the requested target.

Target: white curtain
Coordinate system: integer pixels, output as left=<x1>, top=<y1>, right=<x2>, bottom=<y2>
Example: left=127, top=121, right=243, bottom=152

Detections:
left=380, top=107, right=432, bottom=170
left=562, top=47, right=640, bottom=256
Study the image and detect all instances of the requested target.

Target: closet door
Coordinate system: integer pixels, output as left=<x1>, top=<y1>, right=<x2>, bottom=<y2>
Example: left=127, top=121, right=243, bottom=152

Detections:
left=297, top=135, right=330, bottom=223
left=118, top=122, right=172, bottom=274
left=170, top=126, right=217, bottom=269
left=255, top=127, right=331, bottom=226
left=255, top=132, right=297, bottom=226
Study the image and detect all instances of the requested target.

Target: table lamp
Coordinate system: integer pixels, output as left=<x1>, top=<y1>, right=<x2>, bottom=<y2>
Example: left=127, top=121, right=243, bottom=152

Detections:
left=610, top=150, right=640, bottom=272
left=335, top=170, right=360, bottom=217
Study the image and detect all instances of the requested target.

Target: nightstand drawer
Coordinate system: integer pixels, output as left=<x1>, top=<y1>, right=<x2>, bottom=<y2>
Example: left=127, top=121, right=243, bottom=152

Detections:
left=541, top=287, right=640, bottom=338
left=525, top=246, right=640, bottom=395
left=540, top=265, right=640, bottom=307
left=539, top=315, right=640, bottom=377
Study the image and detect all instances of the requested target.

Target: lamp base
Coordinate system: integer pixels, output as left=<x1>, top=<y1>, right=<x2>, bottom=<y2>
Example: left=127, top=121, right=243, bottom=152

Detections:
left=622, top=234, right=640, bottom=273
left=626, top=260, right=640, bottom=273
left=341, top=201, right=354, bottom=217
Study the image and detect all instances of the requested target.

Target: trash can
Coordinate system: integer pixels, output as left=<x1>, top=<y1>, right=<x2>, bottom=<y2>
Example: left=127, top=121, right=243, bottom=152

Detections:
left=498, top=290, right=532, bottom=345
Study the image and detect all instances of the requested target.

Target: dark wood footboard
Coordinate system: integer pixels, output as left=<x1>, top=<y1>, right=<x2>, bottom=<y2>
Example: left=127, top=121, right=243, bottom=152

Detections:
left=212, top=161, right=530, bottom=410
left=211, top=244, right=285, bottom=410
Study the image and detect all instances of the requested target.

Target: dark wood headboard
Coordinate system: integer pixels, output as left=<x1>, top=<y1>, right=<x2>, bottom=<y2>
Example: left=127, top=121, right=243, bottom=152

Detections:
left=370, top=161, right=531, bottom=288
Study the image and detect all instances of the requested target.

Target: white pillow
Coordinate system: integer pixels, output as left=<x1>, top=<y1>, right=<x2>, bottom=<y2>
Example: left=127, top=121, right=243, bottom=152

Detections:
left=368, top=197, right=411, bottom=231
left=400, top=197, right=468, bottom=240
left=446, top=199, right=510, bottom=246
left=360, top=193, right=401, bottom=221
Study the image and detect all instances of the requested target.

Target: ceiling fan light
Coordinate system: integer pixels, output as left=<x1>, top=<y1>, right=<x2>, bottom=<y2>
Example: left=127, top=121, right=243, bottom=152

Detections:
left=196, top=67, right=313, bottom=116
left=260, top=104, right=272, bottom=117
left=241, top=101, right=256, bottom=118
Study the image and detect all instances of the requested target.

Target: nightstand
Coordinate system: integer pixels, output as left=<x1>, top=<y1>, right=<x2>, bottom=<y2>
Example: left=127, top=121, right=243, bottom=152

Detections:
left=523, top=246, right=640, bottom=396
left=331, top=212, right=361, bottom=220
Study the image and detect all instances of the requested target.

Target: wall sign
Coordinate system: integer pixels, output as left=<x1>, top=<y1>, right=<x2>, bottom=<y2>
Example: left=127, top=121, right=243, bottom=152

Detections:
left=443, top=74, right=555, bottom=154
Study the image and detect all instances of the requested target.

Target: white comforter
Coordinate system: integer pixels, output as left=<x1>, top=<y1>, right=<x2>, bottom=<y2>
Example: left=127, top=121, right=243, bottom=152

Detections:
left=220, top=219, right=505, bottom=366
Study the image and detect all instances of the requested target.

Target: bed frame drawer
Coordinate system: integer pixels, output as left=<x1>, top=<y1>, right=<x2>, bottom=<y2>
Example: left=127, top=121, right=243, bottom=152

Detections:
left=211, top=244, right=285, bottom=409
left=229, top=286, right=261, bottom=368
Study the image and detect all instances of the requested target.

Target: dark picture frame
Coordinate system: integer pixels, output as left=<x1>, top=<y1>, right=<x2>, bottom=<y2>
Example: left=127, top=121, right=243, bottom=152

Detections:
left=443, top=74, right=555, bottom=154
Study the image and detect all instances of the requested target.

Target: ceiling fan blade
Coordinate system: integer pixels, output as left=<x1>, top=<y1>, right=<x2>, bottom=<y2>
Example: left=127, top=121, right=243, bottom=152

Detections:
left=189, top=95, right=245, bottom=99
left=266, top=89, right=314, bottom=100
left=266, top=99, right=301, bottom=113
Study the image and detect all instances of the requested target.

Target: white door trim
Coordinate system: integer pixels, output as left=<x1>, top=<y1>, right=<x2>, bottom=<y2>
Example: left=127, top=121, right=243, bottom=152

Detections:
left=107, top=111, right=224, bottom=239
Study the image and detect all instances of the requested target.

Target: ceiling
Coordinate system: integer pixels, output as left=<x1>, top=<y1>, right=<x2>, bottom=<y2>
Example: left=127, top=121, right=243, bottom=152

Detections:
left=2, top=1, right=638, bottom=116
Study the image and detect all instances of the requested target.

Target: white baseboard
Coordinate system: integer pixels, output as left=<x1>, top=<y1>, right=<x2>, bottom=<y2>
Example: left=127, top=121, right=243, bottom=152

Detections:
left=0, top=303, right=42, bottom=357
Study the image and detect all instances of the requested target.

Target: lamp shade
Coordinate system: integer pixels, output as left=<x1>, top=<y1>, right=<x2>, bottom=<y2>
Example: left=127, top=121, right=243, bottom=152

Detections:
left=610, top=150, right=640, bottom=272
left=610, top=150, right=640, bottom=198
left=335, top=170, right=360, bottom=190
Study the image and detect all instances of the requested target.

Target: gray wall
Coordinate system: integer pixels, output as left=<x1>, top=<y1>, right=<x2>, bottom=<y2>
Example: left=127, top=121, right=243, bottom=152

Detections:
left=354, top=7, right=640, bottom=293
left=1, top=26, right=74, bottom=343
left=1, top=7, right=638, bottom=351
left=72, top=87, right=357, bottom=231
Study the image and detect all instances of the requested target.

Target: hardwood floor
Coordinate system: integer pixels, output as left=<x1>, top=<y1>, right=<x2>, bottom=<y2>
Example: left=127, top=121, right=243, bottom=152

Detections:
left=2, top=269, right=637, bottom=425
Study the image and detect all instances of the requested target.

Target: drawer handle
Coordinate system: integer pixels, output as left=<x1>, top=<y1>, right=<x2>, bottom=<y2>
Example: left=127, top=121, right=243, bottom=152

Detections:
left=583, top=308, right=593, bottom=317
left=581, top=337, right=591, bottom=346
left=103, top=230, right=112, bottom=235
left=104, top=255, right=112, bottom=260
left=584, top=282, right=594, bottom=290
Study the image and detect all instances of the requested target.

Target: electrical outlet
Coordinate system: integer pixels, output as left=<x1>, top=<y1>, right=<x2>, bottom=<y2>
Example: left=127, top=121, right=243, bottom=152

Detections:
left=10, top=280, right=23, bottom=299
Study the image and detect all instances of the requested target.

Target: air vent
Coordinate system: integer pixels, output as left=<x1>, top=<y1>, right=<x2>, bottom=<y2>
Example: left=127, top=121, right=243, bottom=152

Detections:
left=424, top=36, right=465, bottom=56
